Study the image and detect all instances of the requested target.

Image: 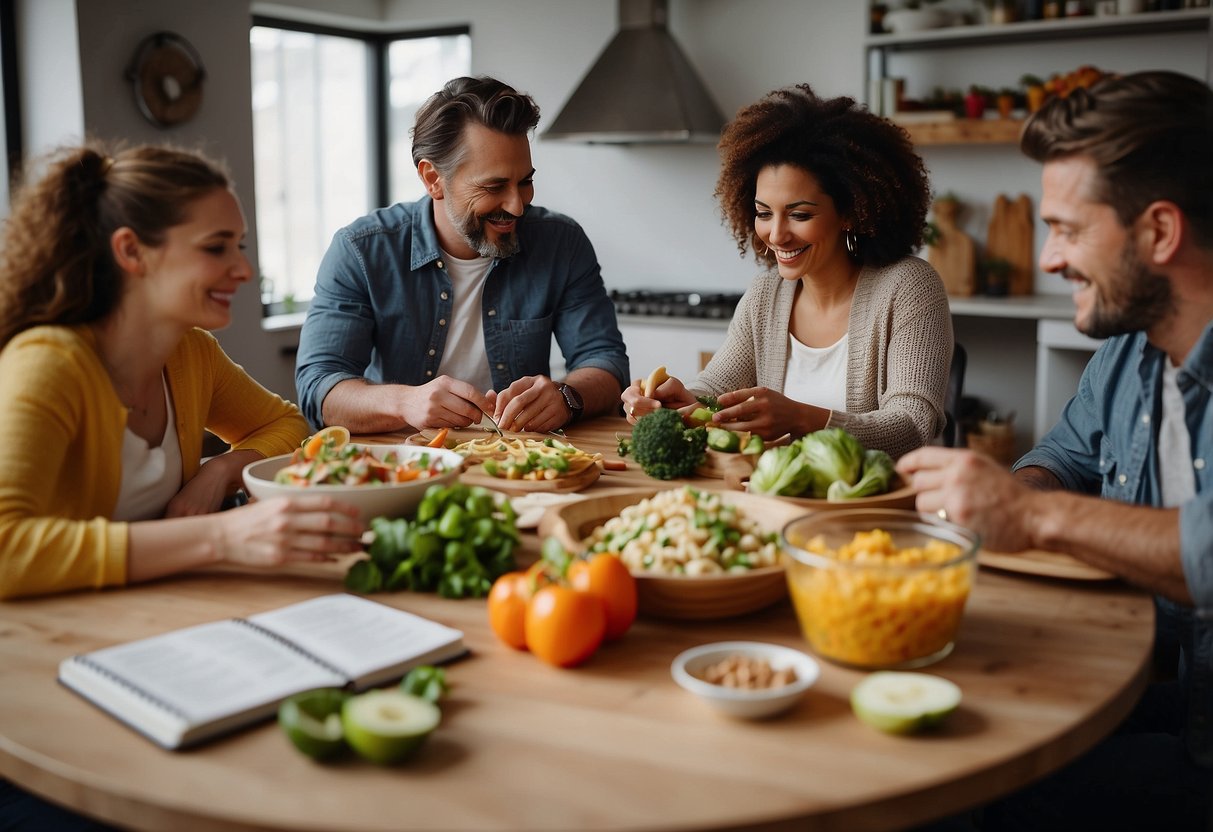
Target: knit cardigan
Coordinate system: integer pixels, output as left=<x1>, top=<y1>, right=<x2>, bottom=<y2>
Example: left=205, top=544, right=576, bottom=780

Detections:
left=0, top=325, right=309, bottom=599
left=691, top=256, right=953, bottom=458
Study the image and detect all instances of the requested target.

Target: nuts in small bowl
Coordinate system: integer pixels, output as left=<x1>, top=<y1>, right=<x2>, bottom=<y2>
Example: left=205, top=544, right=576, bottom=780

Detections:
left=670, top=641, right=820, bottom=719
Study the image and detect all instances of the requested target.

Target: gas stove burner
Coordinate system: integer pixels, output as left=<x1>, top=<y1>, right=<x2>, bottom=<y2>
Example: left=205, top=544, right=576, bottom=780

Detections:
left=610, top=289, right=743, bottom=319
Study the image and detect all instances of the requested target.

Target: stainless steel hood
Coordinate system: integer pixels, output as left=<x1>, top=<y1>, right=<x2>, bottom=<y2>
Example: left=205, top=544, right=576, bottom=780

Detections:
left=542, top=0, right=725, bottom=144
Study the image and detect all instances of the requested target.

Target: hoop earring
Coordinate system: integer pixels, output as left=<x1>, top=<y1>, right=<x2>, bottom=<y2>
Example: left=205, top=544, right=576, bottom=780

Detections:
left=844, top=230, right=858, bottom=256
left=757, top=241, right=770, bottom=257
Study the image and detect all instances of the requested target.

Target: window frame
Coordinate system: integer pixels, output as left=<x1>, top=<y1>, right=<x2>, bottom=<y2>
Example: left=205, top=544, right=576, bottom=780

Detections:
left=251, top=15, right=470, bottom=317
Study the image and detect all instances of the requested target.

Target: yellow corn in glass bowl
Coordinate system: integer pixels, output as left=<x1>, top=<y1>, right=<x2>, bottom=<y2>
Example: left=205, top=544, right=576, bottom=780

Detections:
left=782, top=509, right=979, bottom=670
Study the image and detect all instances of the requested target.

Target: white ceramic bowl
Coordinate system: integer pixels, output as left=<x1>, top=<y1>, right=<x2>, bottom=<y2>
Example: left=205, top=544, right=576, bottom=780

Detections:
left=670, top=641, right=820, bottom=719
left=242, top=444, right=464, bottom=523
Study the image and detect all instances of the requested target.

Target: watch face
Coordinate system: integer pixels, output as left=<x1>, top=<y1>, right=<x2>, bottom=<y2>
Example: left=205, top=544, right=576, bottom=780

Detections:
left=559, top=383, right=583, bottom=412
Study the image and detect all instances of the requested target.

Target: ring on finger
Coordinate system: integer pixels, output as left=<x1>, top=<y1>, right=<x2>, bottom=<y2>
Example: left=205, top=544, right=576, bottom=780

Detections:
left=936, top=508, right=949, bottom=522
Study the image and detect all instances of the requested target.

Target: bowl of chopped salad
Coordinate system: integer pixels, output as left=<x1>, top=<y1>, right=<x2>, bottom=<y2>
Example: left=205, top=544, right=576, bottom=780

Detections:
left=537, top=486, right=811, bottom=620
left=242, top=430, right=465, bottom=522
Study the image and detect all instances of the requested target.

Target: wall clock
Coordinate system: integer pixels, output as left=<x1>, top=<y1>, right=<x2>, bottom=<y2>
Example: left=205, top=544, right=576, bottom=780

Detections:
left=126, top=32, right=206, bottom=128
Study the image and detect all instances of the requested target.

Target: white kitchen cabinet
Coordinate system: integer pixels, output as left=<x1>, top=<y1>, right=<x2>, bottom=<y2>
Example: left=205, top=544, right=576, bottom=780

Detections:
left=616, top=317, right=730, bottom=385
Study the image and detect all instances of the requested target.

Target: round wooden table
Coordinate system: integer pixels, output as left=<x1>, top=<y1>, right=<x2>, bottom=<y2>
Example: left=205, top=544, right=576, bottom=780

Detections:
left=0, top=418, right=1154, bottom=831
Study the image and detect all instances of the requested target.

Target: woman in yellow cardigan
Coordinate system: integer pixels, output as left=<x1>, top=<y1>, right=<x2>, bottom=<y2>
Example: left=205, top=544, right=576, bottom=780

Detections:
left=0, top=144, right=363, bottom=599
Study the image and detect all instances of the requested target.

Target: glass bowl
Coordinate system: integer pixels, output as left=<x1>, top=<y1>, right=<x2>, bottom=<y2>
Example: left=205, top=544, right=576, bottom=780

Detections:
left=781, top=509, right=980, bottom=670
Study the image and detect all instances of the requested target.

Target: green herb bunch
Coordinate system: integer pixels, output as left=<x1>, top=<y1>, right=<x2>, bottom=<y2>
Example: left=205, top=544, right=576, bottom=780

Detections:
left=344, top=483, right=519, bottom=598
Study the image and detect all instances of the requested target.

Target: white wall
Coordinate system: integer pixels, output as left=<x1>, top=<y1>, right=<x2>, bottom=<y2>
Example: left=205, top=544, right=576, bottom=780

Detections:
left=382, top=0, right=866, bottom=295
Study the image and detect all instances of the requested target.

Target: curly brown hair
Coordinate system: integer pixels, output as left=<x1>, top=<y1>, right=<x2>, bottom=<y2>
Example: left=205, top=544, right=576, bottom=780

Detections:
left=0, top=142, right=230, bottom=348
left=715, top=84, right=930, bottom=269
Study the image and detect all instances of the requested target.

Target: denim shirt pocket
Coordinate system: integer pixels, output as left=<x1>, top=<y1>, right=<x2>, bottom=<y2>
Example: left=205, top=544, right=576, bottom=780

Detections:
left=507, top=313, right=555, bottom=377
left=1098, top=434, right=1133, bottom=501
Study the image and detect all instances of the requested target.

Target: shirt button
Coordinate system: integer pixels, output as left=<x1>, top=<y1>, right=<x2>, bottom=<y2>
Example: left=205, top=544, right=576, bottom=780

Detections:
left=1141, top=414, right=1150, bottom=424
left=439, top=319, right=446, bottom=326
left=425, top=370, right=433, bottom=377
left=487, top=309, right=497, bottom=317
left=496, top=363, right=505, bottom=370
left=1195, top=459, right=1206, bottom=471
left=1118, top=474, right=1128, bottom=485
left=440, top=292, right=449, bottom=300
left=436, top=260, right=445, bottom=270
left=428, top=349, right=436, bottom=357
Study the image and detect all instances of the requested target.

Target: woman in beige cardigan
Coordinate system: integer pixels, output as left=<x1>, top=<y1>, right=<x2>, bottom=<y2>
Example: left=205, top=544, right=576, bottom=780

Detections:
left=623, top=85, right=952, bottom=458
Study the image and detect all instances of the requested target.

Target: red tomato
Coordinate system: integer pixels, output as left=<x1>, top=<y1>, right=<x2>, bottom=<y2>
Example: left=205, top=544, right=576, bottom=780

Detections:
left=524, top=585, right=605, bottom=668
left=487, top=572, right=531, bottom=650
left=568, top=554, right=637, bottom=641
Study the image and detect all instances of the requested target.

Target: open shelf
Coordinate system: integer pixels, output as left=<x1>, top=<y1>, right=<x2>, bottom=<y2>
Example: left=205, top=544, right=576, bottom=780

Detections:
left=866, top=8, right=1209, bottom=51
left=898, top=118, right=1025, bottom=145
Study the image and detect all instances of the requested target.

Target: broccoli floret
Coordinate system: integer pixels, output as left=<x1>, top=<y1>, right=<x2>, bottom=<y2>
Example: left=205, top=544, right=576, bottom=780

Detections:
left=626, top=408, right=707, bottom=480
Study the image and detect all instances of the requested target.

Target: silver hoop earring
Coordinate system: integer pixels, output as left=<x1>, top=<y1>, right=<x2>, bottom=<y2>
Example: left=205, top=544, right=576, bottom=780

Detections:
left=757, top=241, right=770, bottom=257
left=844, top=230, right=858, bottom=256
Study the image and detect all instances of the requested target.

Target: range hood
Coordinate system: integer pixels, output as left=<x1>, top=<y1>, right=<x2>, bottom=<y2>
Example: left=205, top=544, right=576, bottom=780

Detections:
left=542, top=0, right=725, bottom=144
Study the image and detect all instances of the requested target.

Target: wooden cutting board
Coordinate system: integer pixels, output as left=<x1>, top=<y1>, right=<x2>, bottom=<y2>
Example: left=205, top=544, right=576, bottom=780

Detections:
left=987, top=193, right=1034, bottom=296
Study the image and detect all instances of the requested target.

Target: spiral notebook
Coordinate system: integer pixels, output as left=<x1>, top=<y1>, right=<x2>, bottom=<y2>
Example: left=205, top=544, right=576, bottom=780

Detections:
left=58, top=594, right=465, bottom=750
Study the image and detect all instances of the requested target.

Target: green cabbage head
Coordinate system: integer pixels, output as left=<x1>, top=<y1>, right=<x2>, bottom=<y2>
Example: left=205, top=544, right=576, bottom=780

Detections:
left=798, top=428, right=865, bottom=498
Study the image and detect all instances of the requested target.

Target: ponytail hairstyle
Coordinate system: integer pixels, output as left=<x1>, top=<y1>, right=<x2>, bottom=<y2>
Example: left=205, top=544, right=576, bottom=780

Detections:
left=0, top=142, right=230, bottom=348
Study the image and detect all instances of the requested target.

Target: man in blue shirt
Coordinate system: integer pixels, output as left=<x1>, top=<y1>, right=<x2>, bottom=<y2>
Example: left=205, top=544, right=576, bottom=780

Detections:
left=899, top=71, right=1213, bottom=829
left=295, top=76, right=629, bottom=433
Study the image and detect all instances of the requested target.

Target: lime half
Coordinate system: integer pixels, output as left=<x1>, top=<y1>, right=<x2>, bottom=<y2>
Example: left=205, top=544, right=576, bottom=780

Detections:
left=278, top=688, right=349, bottom=760
left=342, top=689, right=441, bottom=765
left=850, top=671, right=961, bottom=734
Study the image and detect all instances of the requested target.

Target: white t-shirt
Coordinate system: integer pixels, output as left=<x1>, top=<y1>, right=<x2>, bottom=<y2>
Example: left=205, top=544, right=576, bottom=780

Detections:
left=1159, top=358, right=1196, bottom=508
left=782, top=331, right=848, bottom=414
left=113, top=375, right=183, bottom=521
left=435, top=249, right=494, bottom=392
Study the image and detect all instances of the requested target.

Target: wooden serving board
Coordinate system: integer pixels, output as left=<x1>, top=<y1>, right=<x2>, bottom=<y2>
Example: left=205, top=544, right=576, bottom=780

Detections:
left=460, top=460, right=601, bottom=496
left=695, top=449, right=759, bottom=480
left=977, top=549, right=1117, bottom=582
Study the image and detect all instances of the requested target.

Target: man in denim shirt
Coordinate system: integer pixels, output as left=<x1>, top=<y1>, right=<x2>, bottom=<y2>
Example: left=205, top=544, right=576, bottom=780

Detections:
left=296, top=76, right=628, bottom=433
left=900, top=71, right=1212, bottom=829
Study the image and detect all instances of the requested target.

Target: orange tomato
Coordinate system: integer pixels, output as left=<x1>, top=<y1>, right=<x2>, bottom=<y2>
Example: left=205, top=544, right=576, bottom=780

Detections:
left=568, top=554, right=637, bottom=641
left=487, top=572, right=531, bottom=650
left=524, top=585, right=605, bottom=668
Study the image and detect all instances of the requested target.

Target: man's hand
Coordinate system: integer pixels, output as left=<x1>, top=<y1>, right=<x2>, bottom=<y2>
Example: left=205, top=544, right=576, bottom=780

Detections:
left=896, top=447, right=1037, bottom=552
left=493, top=375, right=572, bottom=432
left=398, top=376, right=496, bottom=430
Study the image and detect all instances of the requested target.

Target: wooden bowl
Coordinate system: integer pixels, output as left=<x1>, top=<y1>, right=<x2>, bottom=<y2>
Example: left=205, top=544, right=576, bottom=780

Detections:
left=538, top=488, right=813, bottom=620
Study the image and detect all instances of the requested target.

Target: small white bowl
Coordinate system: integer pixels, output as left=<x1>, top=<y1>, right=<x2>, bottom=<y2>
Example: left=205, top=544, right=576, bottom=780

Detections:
left=671, top=641, right=820, bottom=719
left=242, top=444, right=464, bottom=523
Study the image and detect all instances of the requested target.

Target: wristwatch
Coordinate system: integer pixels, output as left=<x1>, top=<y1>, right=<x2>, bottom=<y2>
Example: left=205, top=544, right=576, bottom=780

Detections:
left=555, top=382, right=584, bottom=426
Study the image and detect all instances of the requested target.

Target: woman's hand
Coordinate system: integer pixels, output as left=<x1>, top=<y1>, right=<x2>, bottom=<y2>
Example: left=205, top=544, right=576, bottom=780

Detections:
left=621, top=375, right=695, bottom=424
left=216, top=495, right=364, bottom=566
left=712, top=387, right=828, bottom=440
left=166, top=450, right=263, bottom=517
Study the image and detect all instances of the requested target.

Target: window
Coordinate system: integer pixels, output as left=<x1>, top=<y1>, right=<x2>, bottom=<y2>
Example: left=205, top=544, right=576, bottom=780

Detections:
left=1, top=0, right=20, bottom=215
left=250, top=18, right=469, bottom=316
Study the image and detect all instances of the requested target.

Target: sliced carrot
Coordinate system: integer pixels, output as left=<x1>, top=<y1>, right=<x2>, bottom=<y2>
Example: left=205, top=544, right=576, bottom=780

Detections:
left=427, top=427, right=450, bottom=448
left=303, top=434, right=324, bottom=460
left=603, top=459, right=628, bottom=471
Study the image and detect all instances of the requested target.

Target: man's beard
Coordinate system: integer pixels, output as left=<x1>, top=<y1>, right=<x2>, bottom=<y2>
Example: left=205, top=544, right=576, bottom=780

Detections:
left=1075, top=240, right=1173, bottom=340
left=448, top=203, right=521, bottom=259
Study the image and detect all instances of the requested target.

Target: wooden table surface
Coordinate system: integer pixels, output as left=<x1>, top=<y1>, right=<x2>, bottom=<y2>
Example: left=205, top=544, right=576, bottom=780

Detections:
left=0, top=417, right=1154, bottom=832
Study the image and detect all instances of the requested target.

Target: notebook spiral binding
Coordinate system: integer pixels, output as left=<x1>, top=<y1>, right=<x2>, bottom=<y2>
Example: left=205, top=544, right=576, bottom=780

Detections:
left=232, top=618, right=352, bottom=685
left=69, top=654, right=192, bottom=722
